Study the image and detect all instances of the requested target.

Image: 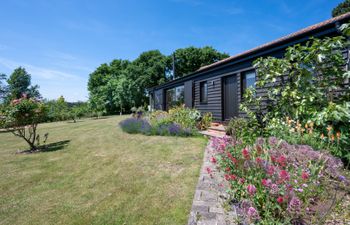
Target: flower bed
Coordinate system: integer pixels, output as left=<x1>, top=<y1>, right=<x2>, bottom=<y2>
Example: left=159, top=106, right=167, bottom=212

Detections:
left=210, top=136, right=349, bottom=224
left=119, top=106, right=212, bottom=137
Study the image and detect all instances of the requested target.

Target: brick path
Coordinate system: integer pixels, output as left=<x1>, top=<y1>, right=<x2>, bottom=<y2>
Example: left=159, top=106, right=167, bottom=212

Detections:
left=188, top=140, right=237, bottom=225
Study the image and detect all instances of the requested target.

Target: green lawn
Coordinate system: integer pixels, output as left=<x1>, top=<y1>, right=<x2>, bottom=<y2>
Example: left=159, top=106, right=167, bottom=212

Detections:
left=0, top=116, right=206, bottom=225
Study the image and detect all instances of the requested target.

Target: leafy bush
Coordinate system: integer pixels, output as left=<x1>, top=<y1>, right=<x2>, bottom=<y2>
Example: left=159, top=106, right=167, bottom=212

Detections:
left=196, top=112, right=212, bottom=130
left=168, top=105, right=201, bottom=130
left=1, top=95, right=49, bottom=151
left=225, top=117, right=260, bottom=144
left=210, top=136, right=348, bottom=224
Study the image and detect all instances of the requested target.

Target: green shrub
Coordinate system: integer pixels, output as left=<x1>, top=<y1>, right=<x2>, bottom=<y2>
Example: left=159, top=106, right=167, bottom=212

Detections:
left=226, top=117, right=260, bottom=144
left=198, top=112, right=212, bottom=130
left=168, top=105, right=201, bottom=129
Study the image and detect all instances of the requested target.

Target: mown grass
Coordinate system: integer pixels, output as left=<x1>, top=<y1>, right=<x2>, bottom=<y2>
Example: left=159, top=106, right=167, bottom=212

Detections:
left=0, top=116, right=206, bottom=225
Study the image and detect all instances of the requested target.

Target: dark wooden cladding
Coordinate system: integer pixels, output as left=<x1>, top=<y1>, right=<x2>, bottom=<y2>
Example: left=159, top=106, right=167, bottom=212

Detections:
left=184, top=81, right=193, bottom=108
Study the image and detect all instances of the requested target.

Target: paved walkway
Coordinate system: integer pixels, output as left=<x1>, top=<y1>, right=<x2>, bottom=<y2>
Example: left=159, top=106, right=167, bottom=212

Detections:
left=188, top=140, right=237, bottom=225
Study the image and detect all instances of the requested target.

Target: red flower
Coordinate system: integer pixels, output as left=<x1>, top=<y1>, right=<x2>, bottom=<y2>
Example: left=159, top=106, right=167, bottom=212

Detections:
left=277, top=155, right=287, bottom=167
left=279, top=170, right=290, bottom=181
left=271, top=155, right=276, bottom=162
left=210, top=157, right=217, bottom=164
left=225, top=167, right=231, bottom=172
left=247, top=184, right=257, bottom=196
left=301, top=171, right=309, bottom=180
left=277, top=196, right=284, bottom=204
left=230, top=174, right=237, bottom=180
left=239, top=178, right=245, bottom=184
left=224, top=174, right=237, bottom=181
left=256, top=157, right=263, bottom=164
left=242, top=148, right=250, bottom=160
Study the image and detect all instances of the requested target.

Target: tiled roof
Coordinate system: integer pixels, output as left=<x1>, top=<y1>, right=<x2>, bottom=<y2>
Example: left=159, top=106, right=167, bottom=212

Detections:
left=197, top=12, right=350, bottom=72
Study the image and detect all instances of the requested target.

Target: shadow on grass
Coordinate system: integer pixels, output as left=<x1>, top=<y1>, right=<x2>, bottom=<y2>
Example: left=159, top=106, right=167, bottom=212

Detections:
left=67, top=120, right=85, bottom=124
left=42, top=140, right=71, bottom=152
left=16, top=140, right=71, bottom=154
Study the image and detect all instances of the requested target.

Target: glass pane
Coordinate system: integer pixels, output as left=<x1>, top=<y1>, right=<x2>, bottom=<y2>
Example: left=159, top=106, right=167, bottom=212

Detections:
left=246, top=71, right=256, bottom=88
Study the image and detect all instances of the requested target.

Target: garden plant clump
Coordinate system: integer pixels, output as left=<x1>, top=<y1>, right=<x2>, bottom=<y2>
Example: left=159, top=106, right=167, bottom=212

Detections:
left=0, top=94, right=49, bottom=152
left=119, top=105, right=212, bottom=137
left=210, top=136, right=349, bottom=224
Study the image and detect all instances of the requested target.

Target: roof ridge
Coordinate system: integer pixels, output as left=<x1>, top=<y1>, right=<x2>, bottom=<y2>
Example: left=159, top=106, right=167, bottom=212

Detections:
left=197, top=12, right=350, bottom=72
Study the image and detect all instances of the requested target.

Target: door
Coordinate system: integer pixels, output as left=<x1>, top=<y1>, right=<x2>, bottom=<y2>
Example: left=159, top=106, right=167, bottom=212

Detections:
left=223, top=75, right=238, bottom=120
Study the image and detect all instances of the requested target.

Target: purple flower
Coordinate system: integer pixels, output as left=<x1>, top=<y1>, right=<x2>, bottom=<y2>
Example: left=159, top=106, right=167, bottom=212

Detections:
left=287, top=197, right=302, bottom=215
left=270, top=184, right=279, bottom=195
left=247, top=207, right=260, bottom=220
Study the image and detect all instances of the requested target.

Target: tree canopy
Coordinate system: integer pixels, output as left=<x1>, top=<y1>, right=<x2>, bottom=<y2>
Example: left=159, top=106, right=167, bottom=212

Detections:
left=332, top=0, right=350, bottom=17
left=87, top=46, right=228, bottom=115
left=7, top=67, right=41, bottom=101
left=172, top=46, right=229, bottom=78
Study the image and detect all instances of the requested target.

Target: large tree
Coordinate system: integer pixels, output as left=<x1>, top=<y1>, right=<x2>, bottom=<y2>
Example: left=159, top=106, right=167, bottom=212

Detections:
left=127, top=50, right=169, bottom=106
left=171, top=46, right=229, bottom=78
left=87, top=47, right=228, bottom=114
left=7, top=67, right=41, bottom=101
left=332, top=0, right=350, bottom=17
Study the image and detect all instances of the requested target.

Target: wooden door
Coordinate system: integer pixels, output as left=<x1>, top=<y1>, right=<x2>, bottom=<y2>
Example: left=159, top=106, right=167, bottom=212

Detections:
left=223, top=75, right=238, bottom=120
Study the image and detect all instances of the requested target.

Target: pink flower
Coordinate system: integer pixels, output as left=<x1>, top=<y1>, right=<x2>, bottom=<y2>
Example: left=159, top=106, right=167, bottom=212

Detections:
left=279, top=170, right=290, bottom=181
left=242, top=148, right=250, bottom=160
left=288, top=197, right=302, bottom=215
left=301, top=171, right=309, bottom=180
left=239, top=178, right=245, bottom=184
left=277, top=155, right=287, bottom=167
left=206, top=167, right=212, bottom=174
left=247, top=184, right=257, bottom=196
left=270, top=184, right=279, bottom=195
left=262, top=178, right=271, bottom=187
left=247, top=207, right=260, bottom=220
left=210, top=157, right=217, bottom=164
left=255, top=157, right=263, bottom=164
left=267, top=165, right=275, bottom=176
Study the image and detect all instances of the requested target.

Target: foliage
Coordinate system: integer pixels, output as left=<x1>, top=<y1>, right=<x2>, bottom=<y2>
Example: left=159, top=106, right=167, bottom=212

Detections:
left=239, top=26, right=350, bottom=162
left=87, top=47, right=228, bottom=115
left=168, top=105, right=201, bottom=130
left=171, top=46, right=229, bottom=78
left=6, top=67, right=41, bottom=101
left=197, top=112, right=212, bottom=130
left=332, top=0, right=350, bottom=17
left=1, top=95, right=48, bottom=151
left=119, top=106, right=207, bottom=136
left=210, top=136, right=348, bottom=224
left=225, top=117, right=259, bottom=144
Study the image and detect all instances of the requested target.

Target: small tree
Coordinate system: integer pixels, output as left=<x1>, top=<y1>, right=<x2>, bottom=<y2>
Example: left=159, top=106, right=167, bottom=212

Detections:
left=2, top=95, right=48, bottom=151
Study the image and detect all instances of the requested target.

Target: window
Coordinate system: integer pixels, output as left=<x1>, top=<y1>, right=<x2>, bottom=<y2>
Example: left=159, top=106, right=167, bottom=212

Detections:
left=200, top=81, right=208, bottom=103
left=241, top=70, right=256, bottom=98
left=165, top=85, right=184, bottom=110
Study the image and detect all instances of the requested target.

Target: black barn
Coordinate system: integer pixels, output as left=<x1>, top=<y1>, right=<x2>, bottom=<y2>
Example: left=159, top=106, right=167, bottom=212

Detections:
left=148, top=13, right=350, bottom=122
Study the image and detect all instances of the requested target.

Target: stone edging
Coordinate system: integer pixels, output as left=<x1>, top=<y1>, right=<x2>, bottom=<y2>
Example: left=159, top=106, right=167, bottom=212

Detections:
left=188, top=140, right=237, bottom=225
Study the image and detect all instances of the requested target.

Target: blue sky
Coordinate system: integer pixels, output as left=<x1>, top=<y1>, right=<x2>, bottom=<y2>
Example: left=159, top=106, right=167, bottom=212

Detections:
left=0, top=0, right=343, bottom=101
